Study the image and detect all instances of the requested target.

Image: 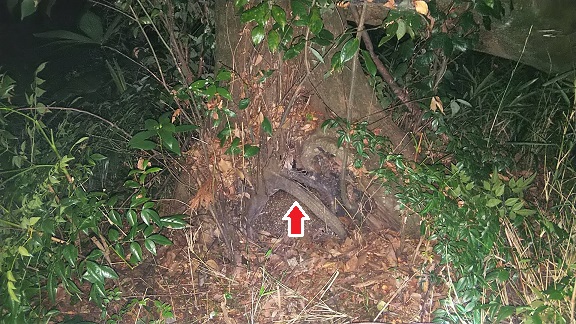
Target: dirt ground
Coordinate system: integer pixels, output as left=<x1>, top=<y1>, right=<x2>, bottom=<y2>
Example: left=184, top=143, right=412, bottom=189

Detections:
left=55, top=205, right=443, bottom=324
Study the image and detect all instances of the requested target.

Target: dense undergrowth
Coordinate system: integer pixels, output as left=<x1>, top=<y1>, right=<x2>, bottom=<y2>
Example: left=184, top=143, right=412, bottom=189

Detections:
left=1, top=0, right=575, bottom=323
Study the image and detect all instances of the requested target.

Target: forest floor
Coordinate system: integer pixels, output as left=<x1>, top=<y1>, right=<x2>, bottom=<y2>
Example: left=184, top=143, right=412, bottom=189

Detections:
left=56, top=209, right=444, bottom=323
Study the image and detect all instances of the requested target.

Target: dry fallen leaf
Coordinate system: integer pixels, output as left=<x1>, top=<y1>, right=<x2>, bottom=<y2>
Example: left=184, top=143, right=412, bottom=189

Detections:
left=430, top=96, right=444, bottom=114
left=189, top=178, right=215, bottom=211
left=414, top=0, right=429, bottom=15
left=171, top=108, right=181, bottom=122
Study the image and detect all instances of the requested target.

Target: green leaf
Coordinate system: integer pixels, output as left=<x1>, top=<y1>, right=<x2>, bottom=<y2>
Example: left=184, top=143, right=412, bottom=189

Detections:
left=130, top=242, right=143, bottom=262
left=308, top=46, right=324, bottom=63
left=79, top=11, right=103, bottom=42
left=124, top=180, right=140, bottom=189
left=148, top=234, right=173, bottom=246
left=251, top=25, right=266, bottom=45
left=126, top=209, right=138, bottom=226
left=100, top=265, right=119, bottom=280
left=216, top=70, right=232, bottom=81
left=21, top=0, right=37, bottom=19
left=486, top=198, right=501, bottom=208
left=62, top=245, right=78, bottom=266
left=271, top=5, right=287, bottom=29
left=243, top=144, right=260, bottom=158
left=291, top=0, right=308, bottom=20
left=268, top=29, right=280, bottom=53
left=47, top=273, right=57, bottom=303
left=8, top=281, right=20, bottom=302
left=174, top=124, right=199, bottom=133
left=90, top=281, right=106, bottom=300
left=34, top=30, right=98, bottom=44
left=160, top=215, right=188, bottom=229
left=85, top=261, right=104, bottom=284
left=240, top=4, right=261, bottom=23
left=396, top=19, right=406, bottom=40
left=361, top=50, right=376, bottom=77
left=308, top=7, right=323, bottom=34
left=145, top=119, right=159, bottom=130
left=216, top=87, right=232, bottom=101
left=108, top=228, right=120, bottom=242
left=283, top=39, right=305, bottom=60
left=262, top=117, right=273, bottom=135
left=378, top=33, right=395, bottom=47
left=129, top=130, right=157, bottom=150
left=239, top=98, right=250, bottom=110
left=162, top=135, right=181, bottom=155
left=144, top=239, right=157, bottom=255
left=141, top=208, right=161, bottom=225
left=18, top=246, right=32, bottom=257
left=109, top=210, right=122, bottom=227
left=340, top=38, right=359, bottom=64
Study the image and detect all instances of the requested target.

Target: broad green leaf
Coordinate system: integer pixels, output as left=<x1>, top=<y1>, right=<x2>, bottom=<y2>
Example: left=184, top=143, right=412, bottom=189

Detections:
left=340, top=38, right=359, bottom=64
left=216, top=87, right=232, bottom=100
left=190, top=79, right=209, bottom=90
left=174, top=124, right=199, bottom=133
left=126, top=209, right=138, bottom=226
left=268, top=29, right=280, bottom=53
left=21, top=0, right=37, bottom=19
left=378, top=33, right=395, bottom=47
left=7, top=281, right=19, bottom=302
left=396, top=19, right=406, bottom=40
left=109, top=210, right=122, bottom=227
left=361, top=50, right=376, bottom=77
left=100, top=265, right=119, bottom=279
left=239, top=98, right=250, bottom=110
left=505, top=197, right=519, bottom=207
left=62, top=245, right=78, bottom=266
left=90, top=281, right=106, bottom=299
left=310, top=36, right=331, bottom=46
left=148, top=234, right=173, bottom=245
left=283, top=39, right=305, bottom=60
left=29, top=216, right=41, bottom=226
left=318, top=29, right=334, bottom=41
left=90, top=153, right=107, bottom=161
left=271, top=5, right=287, bottom=29
left=124, top=180, right=140, bottom=189
left=108, top=228, right=120, bottom=242
left=216, top=70, right=231, bottom=81
left=129, top=131, right=156, bottom=150
left=144, top=239, right=157, bottom=255
left=308, top=46, right=324, bottom=63
left=145, top=119, right=159, bottom=130
left=130, top=242, right=143, bottom=262
left=34, top=30, right=98, bottom=44
left=486, top=198, right=501, bottom=207
left=79, top=11, right=103, bottom=42
left=47, top=273, right=57, bottom=303
left=251, top=25, right=266, bottom=45
left=144, top=167, right=162, bottom=174
left=141, top=208, right=161, bottom=225
left=291, top=0, right=308, bottom=20
left=243, top=144, right=260, bottom=158
left=450, top=100, right=461, bottom=116
left=262, top=117, right=273, bottom=135
left=85, top=261, right=104, bottom=284
left=7, top=271, right=15, bottom=282
left=235, top=0, right=248, bottom=8
left=18, top=246, right=32, bottom=257
left=160, top=215, right=188, bottom=229
left=162, top=135, right=181, bottom=155
left=308, top=7, right=323, bottom=34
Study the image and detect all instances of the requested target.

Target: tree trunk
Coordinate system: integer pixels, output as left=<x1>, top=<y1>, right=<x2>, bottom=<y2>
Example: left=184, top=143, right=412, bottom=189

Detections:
left=214, top=0, right=420, bottom=239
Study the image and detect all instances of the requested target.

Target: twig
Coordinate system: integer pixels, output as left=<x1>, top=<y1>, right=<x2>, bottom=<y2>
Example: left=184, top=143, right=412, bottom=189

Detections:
left=350, top=8, right=422, bottom=131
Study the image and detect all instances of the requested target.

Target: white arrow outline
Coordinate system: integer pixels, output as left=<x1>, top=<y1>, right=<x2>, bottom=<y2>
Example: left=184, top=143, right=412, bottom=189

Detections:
left=282, top=201, right=310, bottom=237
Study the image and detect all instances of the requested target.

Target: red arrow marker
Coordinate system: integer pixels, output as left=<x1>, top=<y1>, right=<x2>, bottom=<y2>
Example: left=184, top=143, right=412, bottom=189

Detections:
left=282, top=201, right=310, bottom=237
